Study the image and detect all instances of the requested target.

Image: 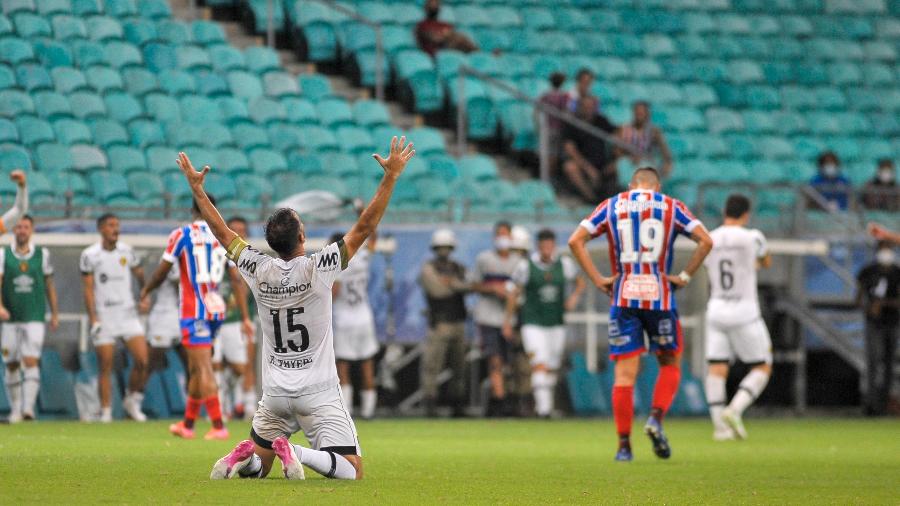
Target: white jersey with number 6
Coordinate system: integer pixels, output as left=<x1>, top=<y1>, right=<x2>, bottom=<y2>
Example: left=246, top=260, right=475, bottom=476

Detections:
left=704, top=226, right=768, bottom=326
left=227, top=238, right=348, bottom=397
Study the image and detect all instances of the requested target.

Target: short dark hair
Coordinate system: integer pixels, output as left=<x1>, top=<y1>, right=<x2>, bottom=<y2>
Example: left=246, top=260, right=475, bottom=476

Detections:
left=226, top=216, right=248, bottom=227
left=96, top=213, right=117, bottom=228
left=18, top=214, right=34, bottom=225
left=632, top=166, right=660, bottom=185
left=494, top=221, right=512, bottom=234
left=633, top=100, right=650, bottom=109
left=549, top=72, right=566, bottom=89
left=265, top=208, right=302, bottom=256
left=877, top=158, right=894, bottom=169
left=192, top=194, right=216, bottom=215
left=576, top=68, right=594, bottom=80
left=817, top=151, right=839, bottom=167
left=537, top=228, right=555, bottom=242
left=724, top=194, right=752, bottom=219
left=328, top=232, right=344, bottom=244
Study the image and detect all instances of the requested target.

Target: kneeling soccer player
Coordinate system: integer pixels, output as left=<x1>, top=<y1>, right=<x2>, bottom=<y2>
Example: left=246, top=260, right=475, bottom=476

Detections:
left=169, top=139, right=413, bottom=479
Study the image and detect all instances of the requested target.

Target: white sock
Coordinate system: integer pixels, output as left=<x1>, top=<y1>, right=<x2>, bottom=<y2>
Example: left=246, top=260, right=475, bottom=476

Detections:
left=4, top=369, right=22, bottom=417
left=128, top=390, right=145, bottom=410
left=340, top=384, right=354, bottom=415
left=100, top=406, right=112, bottom=420
left=729, top=369, right=770, bottom=415
left=361, top=389, right=377, bottom=419
left=238, top=454, right=263, bottom=478
left=22, top=367, right=40, bottom=416
left=531, top=371, right=553, bottom=416
left=705, top=374, right=728, bottom=431
left=294, top=444, right=357, bottom=480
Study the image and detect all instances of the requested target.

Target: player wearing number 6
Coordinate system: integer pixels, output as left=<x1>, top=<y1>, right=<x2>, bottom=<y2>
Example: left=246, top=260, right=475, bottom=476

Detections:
left=141, top=195, right=252, bottom=440
left=568, top=167, right=713, bottom=462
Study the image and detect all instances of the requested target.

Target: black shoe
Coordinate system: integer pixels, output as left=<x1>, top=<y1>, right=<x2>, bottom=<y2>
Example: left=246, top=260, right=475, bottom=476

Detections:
left=485, top=397, right=505, bottom=417
left=643, top=417, right=672, bottom=459
left=424, top=398, right=438, bottom=418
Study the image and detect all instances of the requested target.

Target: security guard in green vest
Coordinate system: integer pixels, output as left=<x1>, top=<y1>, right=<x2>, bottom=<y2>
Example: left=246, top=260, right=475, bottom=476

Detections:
left=419, top=229, right=470, bottom=417
left=0, top=215, right=58, bottom=423
left=503, top=229, right=585, bottom=418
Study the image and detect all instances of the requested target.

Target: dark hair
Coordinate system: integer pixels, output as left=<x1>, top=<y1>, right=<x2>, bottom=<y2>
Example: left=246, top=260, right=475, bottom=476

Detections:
left=18, top=214, right=34, bottom=225
left=817, top=151, right=839, bottom=167
left=265, top=208, right=302, bottom=256
left=494, top=221, right=512, bottom=234
left=876, top=240, right=892, bottom=250
left=877, top=158, right=894, bottom=169
left=576, top=68, right=594, bottom=80
left=192, top=194, right=216, bottom=216
left=96, top=213, right=117, bottom=228
left=537, top=228, right=555, bottom=242
left=633, top=100, right=650, bottom=109
left=328, top=232, right=344, bottom=244
left=632, top=166, right=660, bottom=184
left=549, top=72, right=566, bottom=89
left=724, top=194, right=752, bottom=219
left=226, top=216, right=248, bottom=227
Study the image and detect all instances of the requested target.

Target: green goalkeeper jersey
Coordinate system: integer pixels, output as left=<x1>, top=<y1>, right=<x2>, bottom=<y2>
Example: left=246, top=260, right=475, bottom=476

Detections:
left=1, top=245, right=51, bottom=322
left=520, top=257, right=566, bottom=327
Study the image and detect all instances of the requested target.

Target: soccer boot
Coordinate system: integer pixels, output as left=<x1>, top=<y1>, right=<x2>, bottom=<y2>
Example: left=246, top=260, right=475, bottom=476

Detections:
left=722, top=408, right=748, bottom=440
left=123, top=394, right=147, bottom=422
left=169, top=421, right=196, bottom=439
left=272, top=436, right=305, bottom=480
left=210, top=440, right=256, bottom=479
left=643, top=417, right=672, bottom=459
left=615, top=446, right=633, bottom=462
left=713, top=429, right=736, bottom=441
left=5, top=411, right=22, bottom=424
left=204, top=427, right=230, bottom=441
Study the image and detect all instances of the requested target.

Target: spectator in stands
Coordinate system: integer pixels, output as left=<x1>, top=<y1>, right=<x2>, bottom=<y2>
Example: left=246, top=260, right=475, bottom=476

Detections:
left=856, top=242, right=900, bottom=416
left=560, top=96, right=618, bottom=203
left=419, top=229, right=469, bottom=417
left=861, top=159, right=898, bottom=212
left=618, top=101, right=673, bottom=177
left=566, top=68, right=595, bottom=111
left=809, top=151, right=851, bottom=211
left=869, top=223, right=900, bottom=246
left=415, top=0, right=477, bottom=57
left=537, top=72, right=568, bottom=173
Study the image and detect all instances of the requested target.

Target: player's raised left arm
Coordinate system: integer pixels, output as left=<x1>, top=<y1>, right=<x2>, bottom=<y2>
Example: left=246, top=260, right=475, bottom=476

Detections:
left=343, top=136, right=415, bottom=261
left=176, top=152, right=238, bottom=250
left=667, top=226, right=714, bottom=288
left=568, top=226, right=616, bottom=295
left=0, top=170, right=28, bottom=233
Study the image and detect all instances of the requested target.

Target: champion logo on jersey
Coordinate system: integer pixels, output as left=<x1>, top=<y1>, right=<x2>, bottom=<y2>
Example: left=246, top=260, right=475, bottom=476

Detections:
left=280, top=277, right=290, bottom=286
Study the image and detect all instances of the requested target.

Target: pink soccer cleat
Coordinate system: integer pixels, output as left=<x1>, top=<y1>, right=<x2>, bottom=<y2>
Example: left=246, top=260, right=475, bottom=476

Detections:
left=169, top=421, right=195, bottom=439
left=272, top=436, right=305, bottom=480
left=204, top=427, right=230, bottom=441
left=210, top=440, right=256, bottom=479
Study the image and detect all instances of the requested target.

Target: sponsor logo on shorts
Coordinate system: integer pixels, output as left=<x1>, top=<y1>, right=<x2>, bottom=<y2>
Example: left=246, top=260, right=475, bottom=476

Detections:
left=658, top=319, right=673, bottom=335
left=268, top=354, right=313, bottom=369
left=610, top=335, right=630, bottom=346
left=609, top=320, right=621, bottom=337
left=193, top=320, right=211, bottom=337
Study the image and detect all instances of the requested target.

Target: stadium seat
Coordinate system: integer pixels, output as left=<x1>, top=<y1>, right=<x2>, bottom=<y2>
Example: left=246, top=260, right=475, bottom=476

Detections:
left=266, top=123, right=302, bottom=152
left=209, top=44, right=246, bottom=73
left=34, top=142, right=73, bottom=173
left=297, top=73, right=332, bottom=101
left=50, top=66, right=87, bottom=94
left=192, top=20, right=226, bottom=46
left=127, top=171, right=164, bottom=202
left=298, top=125, right=338, bottom=153
left=315, top=98, right=354, bottom=129
left=15, top=63, right=52, bottom=91
left=127, top=119, right=165, bottom=148
left=262, top=71, right=301, bottom=98
left=214, top=147, right=251, bottom=176
left=138, top=0, right=171, bottom=19
left=90, top=118, right=129, bottom=147
left=33, top=39, right=74, bottom=68
left=69, top=144, right=106, bottom=171
left=104, top=92, right=145, bottom=124
left=0, top=144, right=32, bottom=172
left=104, top=0, right=137, bottom=18
left=143, top=42, right=177, bottom=72
left=248, top=148, right=288, bottom=176
left=230, top=123, right=270, bottom=151
left=68, top=91, right=106, bottom=118
left=33, top=91, right=73, bottom=120
left=121, top=67, right=159, bottom=97
left=248, top=96, right=287, bottom=125
left=176, top=45, right=212, bottom=71
left=156, top=19, right=191, bottom=45
left=107, top=145, right=146, bottom=172
left=71, top=40, right=106, bottom=67
left=82, top=65, right=122, bottom=94
left=123, top=19, right=159, bottom=47
left=279, top=96, right=316, bottom=125
left=458, top=155, right=499, bottom=182
left=335, top=125, right=375, bottom=156
left=244, top=46, right=281, bottom=75
left=15, top=116, right=55, bottom=146
left=145, top=146, right=178, bottom=175
left=227, top=70, right=263, bottom=100
left=191, top=70, right=229, bottom=97
left=0, top=118, right=17, bottom=144
left=52, top=117, right=91, bottom=145
left=144, top=93, right=180, bottom=123
left=157, top=69, right=196, bottom=96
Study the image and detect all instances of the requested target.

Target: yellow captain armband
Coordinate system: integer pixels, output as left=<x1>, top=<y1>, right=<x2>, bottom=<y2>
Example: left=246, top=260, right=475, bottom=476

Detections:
left=226, top=236, right=249, bottom=262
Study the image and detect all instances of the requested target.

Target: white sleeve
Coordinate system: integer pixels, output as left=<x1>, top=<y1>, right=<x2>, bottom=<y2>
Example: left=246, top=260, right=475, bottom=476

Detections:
left=42, top=247, right=53, bottom=275
left=313, top=240, right=348, bottom=288
left=79, top=249, right=92, bottom=274
left=562, top=256, right=577, bottom=281
left=511, top=258, right=529, bottom=286
left=0, top=184, right=28, bottom=233
left=226, top=237, right=268, bottom=284
left=0, top=248, right=4, bottom=274
left=752, top=230, right=768, bottom=258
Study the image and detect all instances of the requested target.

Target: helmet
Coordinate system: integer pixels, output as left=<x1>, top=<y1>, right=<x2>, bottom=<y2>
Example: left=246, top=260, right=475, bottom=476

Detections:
left=431, top=228, right=456, bottom=249
left=510, top=225, right=531, bottom=252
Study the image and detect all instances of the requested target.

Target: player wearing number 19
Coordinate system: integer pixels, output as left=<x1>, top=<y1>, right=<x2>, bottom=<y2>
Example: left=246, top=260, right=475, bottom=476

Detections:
left=141, top=195, right=251, bottom=440
left=568, top=167, right=713, bottom=462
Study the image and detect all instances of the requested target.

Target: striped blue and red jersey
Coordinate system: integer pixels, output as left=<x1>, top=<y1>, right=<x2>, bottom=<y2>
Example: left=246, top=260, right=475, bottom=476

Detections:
left=162, top=221, right=228, bottom=321
left=579, top=190, right=703, bottom=311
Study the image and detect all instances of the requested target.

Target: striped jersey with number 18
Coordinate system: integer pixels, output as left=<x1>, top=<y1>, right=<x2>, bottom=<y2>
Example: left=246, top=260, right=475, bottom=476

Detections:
left=162, top=220, right=228, bottom=321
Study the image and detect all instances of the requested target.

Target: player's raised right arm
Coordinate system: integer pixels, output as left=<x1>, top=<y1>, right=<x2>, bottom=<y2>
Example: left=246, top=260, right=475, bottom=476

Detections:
left=343, top=136, right=415, bottom=261
left=175, top=152, right=238, bottom=250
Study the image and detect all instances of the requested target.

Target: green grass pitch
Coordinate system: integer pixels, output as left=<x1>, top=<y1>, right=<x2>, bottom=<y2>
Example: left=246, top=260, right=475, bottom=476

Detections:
left=1, top=418, right=897, bottom=504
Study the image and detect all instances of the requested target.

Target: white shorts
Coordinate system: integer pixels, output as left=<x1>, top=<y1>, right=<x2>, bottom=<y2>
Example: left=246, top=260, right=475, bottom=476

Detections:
left=251, top=385, right=361, bottom=455
left=333, top=324, right=379, bottom=361
left=94, top=311, right=144, bottom=347
left=1, top=322, right=45, bottom=361
left=212, top=322, right=248, bottom=365
left=521, top=324, right=566, bottom=369
left=147, top=312, right=181, bottom=349
left=705, top=318, right=773, bottom=365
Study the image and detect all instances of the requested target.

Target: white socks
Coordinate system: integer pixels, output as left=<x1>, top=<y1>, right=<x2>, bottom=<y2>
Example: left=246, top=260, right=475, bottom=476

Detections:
left=704, top=374, right=728, bottom=432
left=294, top=444, right=357, bottom=480
left=531, top=371, right=556, bottom=417
left=340, top=384, right=354, bottom=415
left=5, top=369, right=22, bottom=417
left=239, top=454, right=263, bottom=478
left=361, top=389, right=377, bottom=419
left=730, top=369, right=770, bottom=415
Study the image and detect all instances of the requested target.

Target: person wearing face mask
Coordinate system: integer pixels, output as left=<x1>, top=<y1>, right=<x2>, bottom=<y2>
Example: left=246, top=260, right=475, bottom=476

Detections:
left=861, top=159, right=898, bottom=212
left=419, top=229, right=470, bottom=417
left=469, top=221, right=519, bottom=417
left=809, top=151, right=851, bottom=211
left=414, top=0, right=477, bottom=57
left=856, top=242, right=900, bottom=416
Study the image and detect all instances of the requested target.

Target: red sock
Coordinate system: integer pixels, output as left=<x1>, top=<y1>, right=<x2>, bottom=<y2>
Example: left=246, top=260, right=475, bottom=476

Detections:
left=651, top=364, right=681, bottom=420
left=612, top=385, right=634, bottom=438
left=205, top=395, right=224, bottom=430
left=184, top=397, right=202, bottom=429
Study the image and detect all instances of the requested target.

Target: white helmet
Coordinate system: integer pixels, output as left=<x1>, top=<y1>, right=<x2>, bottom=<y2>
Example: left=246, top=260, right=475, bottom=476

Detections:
left=431, top=228, right=456, bottom=249
left=510, top=225, right=531, bottom=252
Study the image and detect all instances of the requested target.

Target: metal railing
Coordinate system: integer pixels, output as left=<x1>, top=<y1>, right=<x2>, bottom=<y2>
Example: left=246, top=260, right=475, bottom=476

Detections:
left=455, top=65, right=639, bottom=181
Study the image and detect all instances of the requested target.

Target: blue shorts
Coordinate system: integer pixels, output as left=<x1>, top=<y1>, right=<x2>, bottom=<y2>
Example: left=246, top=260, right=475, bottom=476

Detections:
left=180, top=318, right=223, bottom=348
left=608, top=307, right=683, bottom=360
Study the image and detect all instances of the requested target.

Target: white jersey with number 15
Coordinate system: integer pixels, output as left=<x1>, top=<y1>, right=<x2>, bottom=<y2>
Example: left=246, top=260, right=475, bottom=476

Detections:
left=704, top=226, right=768, bottom=326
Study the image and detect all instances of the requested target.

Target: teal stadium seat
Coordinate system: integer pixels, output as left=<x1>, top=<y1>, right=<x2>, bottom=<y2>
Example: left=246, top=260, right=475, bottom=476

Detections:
left=16, top=116, right=55, bottom=146
left=107, top=145, right=146, bottom=172
left=85, top=65, right=124, bottom=94
left=281, top=97, right=318, bottom=125
left=244, top=46, right=281, bottom=75
left=15, top=63, right=52, bottom=91
left=227, top=70, right=263, bottom=100
left=52, top=118, right=91, bottom=145
left=128, top=119, right=165, bottom=148
left=122, top=68, right=159, bottom=96
left=192, top=20, right=227, bottom=46
left=263, top=71, right=301, bottom=98
left=0, top=118, right=17, bottom=143
left=267, top=123, right=302, bottom=151
left=33, top=91, right=73, bottom=119
left=69, top=144, right=106, bottom=171
left=51, top=67, right=88, bottom=94
left=156, top=20, right=192, bottom=45
left=0, top=145, right=32, bottom=172
left=145, top=146, right=178, bottom=175
left=249, top=96, right=288, bottom=125
left=123, top=19, right=159, bottom=47
left=68, top=91, right=106, bottom=118
left=209, top=45, right=246, bottom=73
left=104, top=92, right=145, bottom=124
left=193, top=71, right=229, bottom=97
left=297, top=73, right=332, bottom=102
left=71, top=40, right=106, bottom=67
left=230, top=123, right=270, bottom=151
left=316, top=98, right=354, bottom=129
left=90, top=118, right=128, bottom=147
left=33, top=40, right=74, bottom=68
left=127, top=171, right=164, bottom=202
left=104, top=0, right=137, bottom=18
left=215, top=148, right=252, bottom=176
left=249, top=148, right=288, bottom=176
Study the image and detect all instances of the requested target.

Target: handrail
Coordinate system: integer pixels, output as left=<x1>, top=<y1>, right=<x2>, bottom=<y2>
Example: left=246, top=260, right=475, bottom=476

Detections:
left=456, top=65, right=640, bottom=180
left=306, top=0, right=385, bottom=102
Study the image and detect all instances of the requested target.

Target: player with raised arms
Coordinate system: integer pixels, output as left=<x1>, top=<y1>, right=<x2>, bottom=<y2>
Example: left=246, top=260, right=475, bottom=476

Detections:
left=0, top=170, right=27, bottom=236
left=140, top=197, right=251, bottom=440
left=182, top=137, right=414, bottom=480
left=568, top=167, right=713, bottom=462
left=703, top=194, right=773, bottom=441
